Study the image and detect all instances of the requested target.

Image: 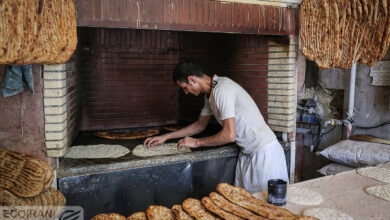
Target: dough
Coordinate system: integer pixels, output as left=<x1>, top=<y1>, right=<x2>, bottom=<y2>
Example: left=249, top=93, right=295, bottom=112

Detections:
left=303, top=208, right=353, bottom=220
left=365, top=184, right=390, bottom=202
left=356, top=167, right=390, bottom=183
left=132, top=143, right=191, bottom=157
left=287, top=187, right=323, bottom=205
left=64, top=144, right=130, bottom=159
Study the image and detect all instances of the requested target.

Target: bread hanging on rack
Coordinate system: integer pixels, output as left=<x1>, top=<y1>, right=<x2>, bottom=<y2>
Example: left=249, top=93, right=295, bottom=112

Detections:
left=0, top=0, right=77, bottom=65
left=300, top=0, right=390, bottom=69
left=300, top=0, right=330, bottom=61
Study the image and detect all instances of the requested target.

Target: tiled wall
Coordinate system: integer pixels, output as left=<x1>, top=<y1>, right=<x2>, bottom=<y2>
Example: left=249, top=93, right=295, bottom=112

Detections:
left=43, top=63, right=82, bottom=157
left=267, top=38, right=297, bottom=132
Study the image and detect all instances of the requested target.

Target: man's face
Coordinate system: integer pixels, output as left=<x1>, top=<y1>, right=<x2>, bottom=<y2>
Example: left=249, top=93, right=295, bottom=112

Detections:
left=176, top=77, right=200, bottom=96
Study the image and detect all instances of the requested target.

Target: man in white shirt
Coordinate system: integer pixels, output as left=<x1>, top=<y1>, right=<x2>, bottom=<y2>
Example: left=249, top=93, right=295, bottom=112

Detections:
left=144, top=62, right=289, bottom=193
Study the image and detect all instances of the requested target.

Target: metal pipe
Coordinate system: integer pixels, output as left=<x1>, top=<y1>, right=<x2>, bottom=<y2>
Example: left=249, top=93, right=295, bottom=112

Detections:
left=346, top=63, right=357, bottom=137
left=348, top=63, right=357, bottom=118
left=289, top=35, right=298, bottom=183
left=289, top=138, right=296, bottom=183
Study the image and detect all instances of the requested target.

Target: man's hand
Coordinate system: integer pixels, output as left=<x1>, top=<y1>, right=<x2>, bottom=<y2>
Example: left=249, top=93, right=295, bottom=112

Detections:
left=144, top=135, right=167, bottom=148
left=177, top=137, right=200, bottom=150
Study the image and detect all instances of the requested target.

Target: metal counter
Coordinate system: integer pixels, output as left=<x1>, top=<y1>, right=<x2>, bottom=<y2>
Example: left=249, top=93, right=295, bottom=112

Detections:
left=57, top=130, right=239, bottom=219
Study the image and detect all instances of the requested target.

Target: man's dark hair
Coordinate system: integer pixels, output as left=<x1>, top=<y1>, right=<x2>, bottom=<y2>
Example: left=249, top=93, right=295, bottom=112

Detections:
left=173, top=61, right=204, bottom=83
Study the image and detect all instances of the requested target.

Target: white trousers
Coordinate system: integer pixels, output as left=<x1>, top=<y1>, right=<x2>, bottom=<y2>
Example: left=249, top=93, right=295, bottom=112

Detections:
left=234, top=139, right=289, bottom=194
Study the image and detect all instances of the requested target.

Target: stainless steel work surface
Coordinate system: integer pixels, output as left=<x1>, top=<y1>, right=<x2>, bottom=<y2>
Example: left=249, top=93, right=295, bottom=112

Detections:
left=58, top=146, right=238, bottom=219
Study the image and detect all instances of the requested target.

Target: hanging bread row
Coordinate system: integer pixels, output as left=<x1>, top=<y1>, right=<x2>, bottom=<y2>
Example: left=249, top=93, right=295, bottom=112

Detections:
left=300, top=0, right=390, bottom=69
left=0, top=0, right=77, bottom=65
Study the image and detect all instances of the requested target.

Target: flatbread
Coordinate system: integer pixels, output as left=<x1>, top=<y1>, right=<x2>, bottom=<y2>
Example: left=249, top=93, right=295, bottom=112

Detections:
left=216, top=183, right=296, bottom=219
left=0, top=148, right=47, bottom=198
left=64, top=145, right=130, bottom=159
left=0, top=188, right=28, bottom=206
left=303, top=208, right=353, bottom=220
left=127, top=212, right=147, bottom=220
left=315, top=0, right=340, bottom=69
left=209, top=192, right=267, bottom=220
left=52, top=0, right=78, bottom=64
left=132, top=143, right=191, bottom=157
left=164, top=125, right=183, bottom=132
left=24, top=187, right=66, bottom=218
left=146, top=205, right=175, bottom=220
left=182, top=198, right=221, bottom=220
left=287, top=187, right=323, bottom=205
left=253, top=187, right=323, bottom=206
left=356, top=167, right=390, bottom=183
left=201, top=197, right=244, bottom=220
left=0, top=0, right=24, bottom=63
left=171, top=204, right=194, bottom=220
left=94, top=128, right=160, bottom=140
left=91, top=213, right=127, bottom=220
left=300, top=0, right=330, bottom=61
left=294, top=217, right=320, bottom=220
left=23, top=154, right=54, bottom=190
left=365, top=184, right=390, bottom=201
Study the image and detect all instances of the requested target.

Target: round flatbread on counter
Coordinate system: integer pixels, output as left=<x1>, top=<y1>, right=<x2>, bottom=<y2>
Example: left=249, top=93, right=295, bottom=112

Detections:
left=287, top=186, right=323, bottom=205
left=64, top=144, right=130, bottom=159
left=356, top=167, right=390, bottom=183
left=303, top=208, right=353, bottom=220
left=365, top=184, right=390, bottom=202
left=252, top=191, right=267, bottom=201
left=132, top=143, right=191, bottom=157
left=253, top=186, right=323, bottom=206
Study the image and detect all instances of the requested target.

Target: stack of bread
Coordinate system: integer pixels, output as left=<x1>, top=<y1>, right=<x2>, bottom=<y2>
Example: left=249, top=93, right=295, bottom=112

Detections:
left=0, top=147, right=66, bottom=218
left=91, top=183, right=317, bottom=220
left=0, top=0, right=77, bottom=65
left=300, top=0, right=390, bottom=69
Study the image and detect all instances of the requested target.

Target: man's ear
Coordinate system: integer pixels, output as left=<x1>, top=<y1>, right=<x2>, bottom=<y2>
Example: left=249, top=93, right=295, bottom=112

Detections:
left=187, top=76, right=196, bottom=84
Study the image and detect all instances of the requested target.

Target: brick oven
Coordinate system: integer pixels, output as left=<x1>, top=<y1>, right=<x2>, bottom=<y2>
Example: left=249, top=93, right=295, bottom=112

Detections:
left=0, top=0, right=300, bottom=217
left=41, top=0, right=299, bottom=156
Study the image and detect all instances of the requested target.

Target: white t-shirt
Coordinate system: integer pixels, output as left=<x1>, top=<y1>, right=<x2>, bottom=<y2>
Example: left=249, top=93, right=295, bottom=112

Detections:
left=200, top=75, right=277, bottom=154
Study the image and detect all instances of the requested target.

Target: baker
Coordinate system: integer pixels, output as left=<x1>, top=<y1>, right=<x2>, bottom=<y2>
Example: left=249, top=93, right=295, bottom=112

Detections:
left=144, top=61, right=289, bottom=193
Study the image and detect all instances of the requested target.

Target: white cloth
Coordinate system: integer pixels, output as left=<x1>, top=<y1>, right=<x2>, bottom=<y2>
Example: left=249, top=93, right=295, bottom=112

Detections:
left=234, top=139, right=289, bottom=194
left=200, top=75, right=277, bottom=154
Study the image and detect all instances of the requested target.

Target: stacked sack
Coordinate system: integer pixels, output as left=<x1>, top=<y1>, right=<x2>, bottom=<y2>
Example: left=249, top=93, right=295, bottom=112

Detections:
left=0, top=0, right=77, bottom=65
left=91, top=183, right=318, bottom=220
left=0, top=147, right=66, bottom=218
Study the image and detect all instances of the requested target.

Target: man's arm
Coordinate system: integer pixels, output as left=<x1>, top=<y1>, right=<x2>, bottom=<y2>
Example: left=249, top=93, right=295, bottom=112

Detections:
left=177, top=117, right=236, bottom=149
left=144, top=115, right=211, bottom=147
